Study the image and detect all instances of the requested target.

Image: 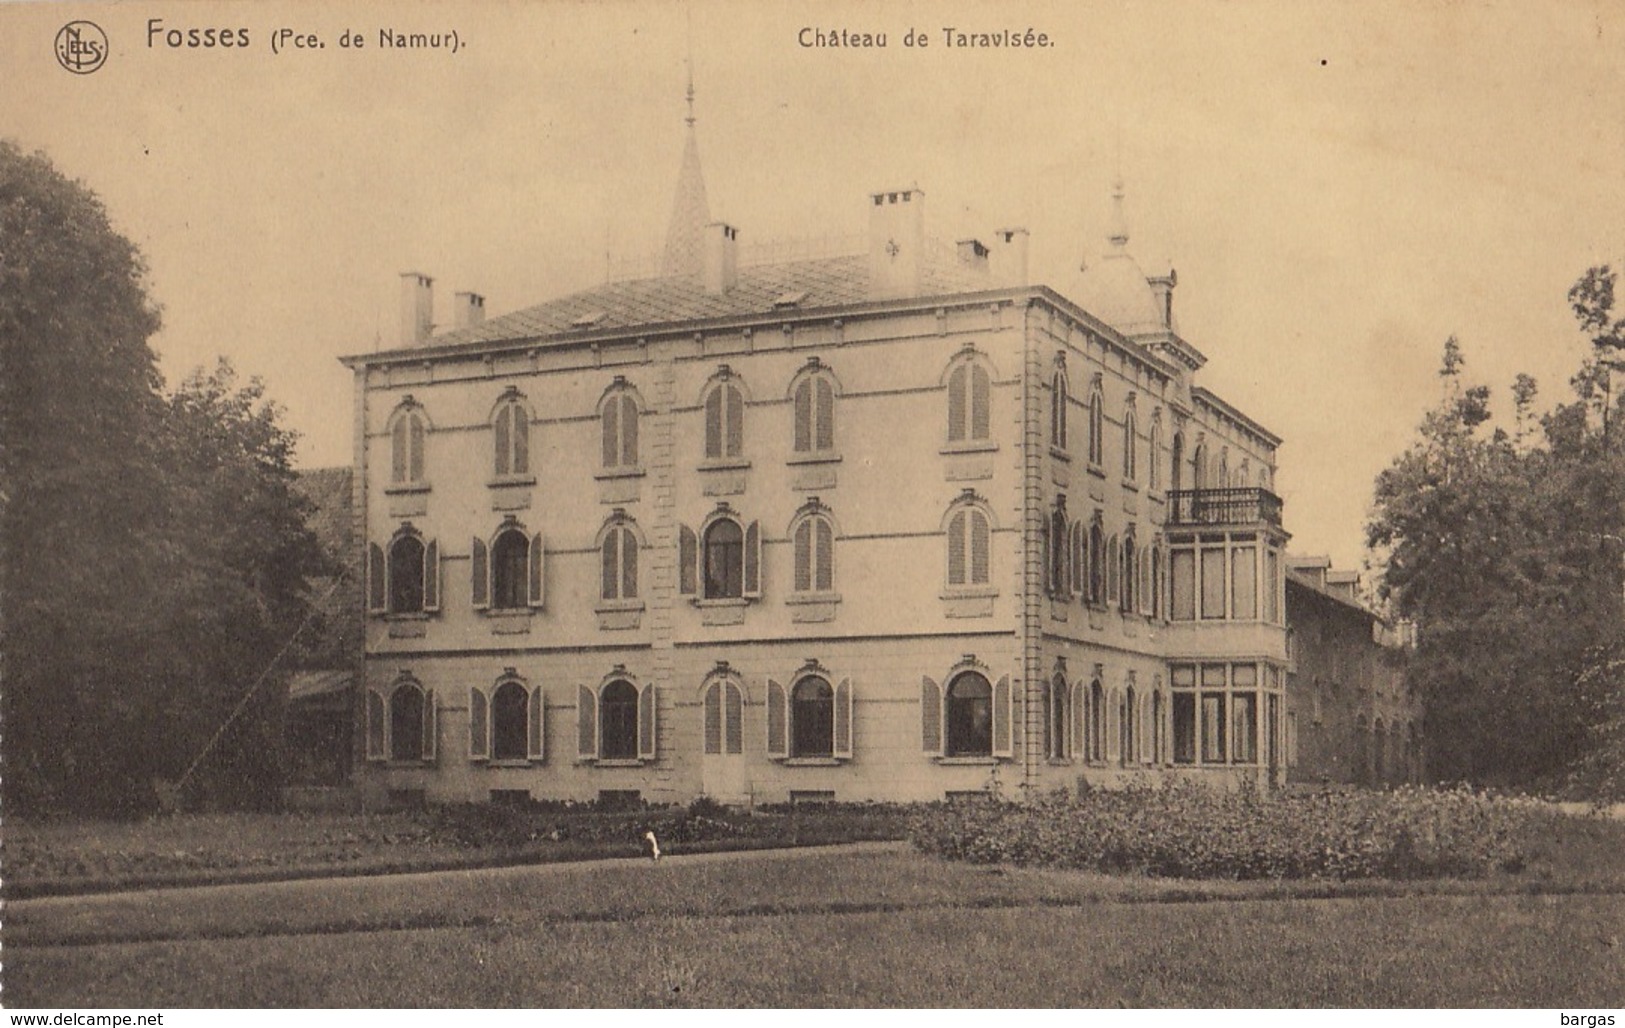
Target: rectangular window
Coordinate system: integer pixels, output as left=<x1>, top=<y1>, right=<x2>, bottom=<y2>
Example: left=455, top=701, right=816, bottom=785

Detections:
left=1171, top=549, right=1195, bottom=620
left=1232, top=692, right=1257, bottom=764
left=1201, top=691, right=1226, bottom=763
left=1172, top=693, right=1196, bottom=764
left=1232, top=545, right=1257, bottom=620
left=1201, top=547, right=1226, bottom=619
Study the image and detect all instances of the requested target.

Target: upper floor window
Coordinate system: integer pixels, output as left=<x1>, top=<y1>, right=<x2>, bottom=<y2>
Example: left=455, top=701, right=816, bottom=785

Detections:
left=1148, top=418, right=1163, bottom=491
left=492, top=392, right=530, bottom=478
left=600, top=519, right=640, bottom=603
left=946, top=357, right=992, bottom=444
left=365, top=676, right=436, bottom=763
left=368, top=526, right=440, bottom=616
left=1236, top=459, right=1251, bottom=489
left=600, top=384, right=640, bottom=471
left=1218, top=448, right=1230, bottom=488
left=1048, top=502, right=1070, bottom=599
left=1123, top=409, right=1138, bottom=482
left=792, top=364, right=837, bottom=456
left=1087, top=522, right=1105, bottom=605
left=1170, top=432, right=1185, bottom=491
left=1086, top=382, right=1105, bottom=467
left=946, top=502, right=992, bottom=588
left=703, top=375, right=745, bottom=461
left=388, top=401, right=428, bottom=487
left=470, top=521, right=543, bottom=612
left=1121, top=532, right=1138, bottom=613
left=1050, top=365, right=1069, bottom=450
left=678, top=509, right=762, bottom=601
left=1106, top=533, right=1121, bottom=606
left=792, top=508, right=835, bottom=594
left=1192, top=442, right=1208, bottom=489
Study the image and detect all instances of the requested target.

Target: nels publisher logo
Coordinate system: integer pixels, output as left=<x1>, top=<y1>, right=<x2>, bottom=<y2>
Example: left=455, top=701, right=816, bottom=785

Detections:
left=55, top=21, right=108, bottom=74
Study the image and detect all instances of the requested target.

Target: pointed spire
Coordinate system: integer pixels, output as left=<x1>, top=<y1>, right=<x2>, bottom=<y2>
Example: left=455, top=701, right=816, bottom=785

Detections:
left=660, top=61, right=710, bottom=279
left=1107, top=176, right=1129, bottom=250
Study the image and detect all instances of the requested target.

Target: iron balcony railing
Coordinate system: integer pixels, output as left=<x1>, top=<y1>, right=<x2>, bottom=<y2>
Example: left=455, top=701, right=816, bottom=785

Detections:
left=1166, top=487, right=1283, bottom=527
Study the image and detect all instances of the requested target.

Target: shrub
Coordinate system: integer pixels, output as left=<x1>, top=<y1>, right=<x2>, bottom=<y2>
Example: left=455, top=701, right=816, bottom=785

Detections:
left=909, top=784, right=1548, bottom=880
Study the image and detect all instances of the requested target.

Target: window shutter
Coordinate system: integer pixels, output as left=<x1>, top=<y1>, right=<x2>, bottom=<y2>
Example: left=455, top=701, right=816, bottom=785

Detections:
left=468, top=686, right=489, bottom=761
left=577, top=684, right=597, bottom=760
left=365, top=689, right=386, bottom=761
left=621, top=395, right=638, bottom=467
left=703, top=682, right=722, bottom=755
left=992, top=675, right=1012, bottom=758
left=471, top=537, right=489, bottom=610
left=391, top=418, right=408, bottom=483
left=423, top=539, right=440, bottom=612
left=637, top=682, right=658, bottom=760
left=528, top=533, right=545, bottom=608
left=947, top=511, right=966, bottom=586
left=970, top=512, right=990, bottom=585
left=921, top=676, right=943, bottom=756
left=495, top=405, right=511, bottom=477
left=367, top=543, right=387, bottom=614
left=704, top=387, right=723, bottom=459
left=766, top=678, right=787, bottom=759
left=794, top=379, right=812, bottom=452
left=622, top=529, right=638, bottom=600
left=601, top=532, right=618, bottom=601
left=971, top=365, right=990, bottom=440
left=528, top=685, right=545, bottom=762
left=793, top=521, right=811, bottom=592
left=422, top=689, right=438, bottom=762
left=409, top=415, right=425, bottom=483
left=513, top=407, right=529, bottom=475
left=725, top=385, right=743, bottom=458
left=816, top=378, right=834, bottom=451
left=947, top=364, right=966, bottom=442
left=834, top=677, right=853, bottom=759
left=679, top=525, right=698, bottom=595
left=815, top=517, right=833, bottom=592
left=743, top=520, right=761, bottom=598
left=725, top=682, right=744, bottom=755
left=601, top=400, right=619, bottom=468
left=1071, top=679, right=1085, bottom=761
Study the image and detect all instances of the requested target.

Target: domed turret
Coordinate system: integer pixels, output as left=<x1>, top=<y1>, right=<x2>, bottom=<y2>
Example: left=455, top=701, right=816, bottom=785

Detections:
left=1073, top=178, right=1172, bottom=336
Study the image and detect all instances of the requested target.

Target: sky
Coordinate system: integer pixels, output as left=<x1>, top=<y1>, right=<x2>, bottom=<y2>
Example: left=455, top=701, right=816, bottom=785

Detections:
left=5, top=0, right=1623, bottom=573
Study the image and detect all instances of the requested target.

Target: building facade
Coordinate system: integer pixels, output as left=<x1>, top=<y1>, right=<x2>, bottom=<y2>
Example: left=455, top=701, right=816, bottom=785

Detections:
left=1283, top=558, right=1422, bottom=787
left=341, top=115, right=1294, bottom=806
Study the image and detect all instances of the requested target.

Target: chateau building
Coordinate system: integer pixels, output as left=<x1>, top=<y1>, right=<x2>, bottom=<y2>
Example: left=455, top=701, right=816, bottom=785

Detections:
left=340, top=100, right=1294, bottom=806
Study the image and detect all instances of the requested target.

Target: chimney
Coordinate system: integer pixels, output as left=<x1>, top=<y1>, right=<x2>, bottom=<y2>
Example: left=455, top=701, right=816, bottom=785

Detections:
left=399, top=272, right=433, bottom=347
left=956, top=238, right=990, bottom=274
left=989, top=227, right=1029, bottom=287
left=868, top=187, right=925, bottom=300
left=703, top=222, right=739, bottom=294
left=1147, top=265, right=1178, bottom=330
left=454, top=291, right=485, bottom=330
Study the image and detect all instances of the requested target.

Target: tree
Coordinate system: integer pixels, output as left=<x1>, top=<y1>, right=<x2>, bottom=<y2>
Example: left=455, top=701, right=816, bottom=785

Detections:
left=0, top=141, right=325, bottom=814
left=1367, top=281, right=1625, bottom=792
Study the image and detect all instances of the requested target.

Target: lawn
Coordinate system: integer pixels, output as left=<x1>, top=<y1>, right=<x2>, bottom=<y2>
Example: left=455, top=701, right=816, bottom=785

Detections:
left=8, top=843, right=1624, bottom=1007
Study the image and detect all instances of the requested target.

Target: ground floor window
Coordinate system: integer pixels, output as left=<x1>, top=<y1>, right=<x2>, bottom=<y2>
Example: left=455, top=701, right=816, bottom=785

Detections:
left=365, top=677, right=436, bottom=763
left=579, top=678, right=656, bottom=762
left=946, top=672, right=993, bottom=757
left=1171, top=662, right=1280, bottom=767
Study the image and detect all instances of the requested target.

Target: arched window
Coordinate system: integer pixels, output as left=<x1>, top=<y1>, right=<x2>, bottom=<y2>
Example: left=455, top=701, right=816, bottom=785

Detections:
left=946, top=672, right=993, bottom=757
left=1218, top=449, right=1230, bottom=488
left=1050, top=366, right=1069, bottom=449
left=389, top=533, right=426, bottom=614
left=1089, top=679, right=1106, bottom=762
left=703, top=518, right=744, bottom=599
left=792, top=676, right=835, bottom=758
left=946, top=358, right=992, bottom=443
left=702, top=678, right=745, bottom=756
left=1106, top=534, right=1121, bottom=606
left=600, top=679, right=640, bottom=760
left=492, top=393, right=530, bottom=478
left=1047, top=672, right=1070, bottom=760
left=1237, top=459, right=1251, bottom=490
left=601, top=521, right=639, bottom=601
left=491, top=680, right=530, bottom=760
left=490, top=526, right=530, bottom=610
left=1049, top=502, right=1069, bottom=598
left=793, top=511, right=835, bottom=594
left=1088, top=522, right=1105, bottom=605
left=389, top=403, right=427, bottom=486
left=1260, top=464, right=1272, bottom=490
left=1122, top=686, right=1138, bottom=765
left=389, top=681, right=427, bottom=762
left=600, top=386, right=640, bottom=470
left=1192, top=442, right=1208, bottom=489
left=1123, top=409, right=1138, bottom=482
left=1151, top=546, right=1164, bottom=619
left=1087, top=383, right=1105, bottom=466
left=1148, top=418, right=1163, bottom=491
left=1121, top=533, right=1137, bottom=613
left=704, top=377, right=745, bottom=460
left=1171, top=432, right=1185, bottom=491
left=1152, top=690, right=1165, bottom=764
left=793, top=369, right=837, bottom=455
left=946, top=503, right=992, bottom=587
left=1071, top=520, right=1087, bottom=600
